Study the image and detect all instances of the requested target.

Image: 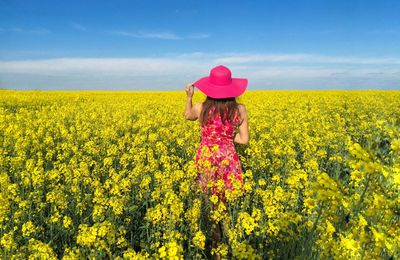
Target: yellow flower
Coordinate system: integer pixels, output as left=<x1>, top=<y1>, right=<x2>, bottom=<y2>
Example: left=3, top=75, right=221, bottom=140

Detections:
left=357, top=215, right=368, bottom=235
left=28, top=238, right=57, bottom=259
left=211, top=201, right=227, bottom=223
left=22, top=221, right=37, bottom=238
left=339, top=234, right=361, bottom=258
left=76, top=224, right=97, bottom=247
left=237, top=212, right=258, bottom=235
left=350, top=170, right=363, bottom=184
left=211, top=243, right=229, bottom=258
left=271, top=175, right=280, bottom=183
left=158, top=246, right=167, bottom=258
left=211, top=144, right=220, bottom=152
left=325, top=220, right=335, bottom=235
left=221, top=159, right=229, bottom=166
left=257, top=178, right=266, bottom=187
left=209, top=194, right=219, bottom=204
left=371, top=226, right=386, bottom=247
left=63, top=216, right=73, bottom=229
left=158, top=240, right=182, bottom=259
left=192, top=230, right=206, bottom=250
left=390, top=138, right=400, bottom=153
left=0, top=231, right=16, bottom=251
left=393, top=168, right=400, bottom=187
left=2, top=89, right=400, bottom=259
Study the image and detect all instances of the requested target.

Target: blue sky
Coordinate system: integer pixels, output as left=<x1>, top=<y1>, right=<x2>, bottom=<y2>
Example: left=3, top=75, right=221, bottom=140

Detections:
left=1, top=0, right=400, bottom=90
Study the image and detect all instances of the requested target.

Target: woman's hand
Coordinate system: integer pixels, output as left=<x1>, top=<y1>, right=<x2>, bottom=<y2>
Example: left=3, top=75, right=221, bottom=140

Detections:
left=185, top=83, right=194, bottom=98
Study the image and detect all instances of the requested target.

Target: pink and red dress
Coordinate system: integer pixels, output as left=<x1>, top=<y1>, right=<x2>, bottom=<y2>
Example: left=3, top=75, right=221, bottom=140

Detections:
left=195, top=106, right=244, bottom=202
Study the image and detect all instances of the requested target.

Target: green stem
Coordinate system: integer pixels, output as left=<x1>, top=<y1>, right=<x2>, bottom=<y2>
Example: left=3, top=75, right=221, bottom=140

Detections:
left=353, top=176, right=371, bottom=216
left=310, top=202, right=324, bottom=234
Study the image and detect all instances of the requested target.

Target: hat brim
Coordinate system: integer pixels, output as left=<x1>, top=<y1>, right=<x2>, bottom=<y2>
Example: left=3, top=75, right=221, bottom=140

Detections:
left=193, top=77, right=248, bottom=99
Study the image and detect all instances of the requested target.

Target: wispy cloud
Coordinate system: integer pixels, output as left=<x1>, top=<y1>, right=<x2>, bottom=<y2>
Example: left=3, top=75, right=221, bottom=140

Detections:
left=0, top=57, right=200, bottom=75
left=213, top=53, right=400, bottom=65
left=187, top=33, right=210, bottom=39
left=366, top=29, right=399, bottom=35
left=1, top=52, right=399, bottom=90
left=109, top=30, right=182, bottom=40
left=0, top=27, right=50, bottom=35
left=106, top=30, right=209, bottom=40
left=70, top=22, right=87, bottom=32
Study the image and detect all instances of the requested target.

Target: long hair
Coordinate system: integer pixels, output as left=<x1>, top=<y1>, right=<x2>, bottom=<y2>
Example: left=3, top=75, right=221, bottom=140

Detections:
left=199, top=96, right=240, bottom=127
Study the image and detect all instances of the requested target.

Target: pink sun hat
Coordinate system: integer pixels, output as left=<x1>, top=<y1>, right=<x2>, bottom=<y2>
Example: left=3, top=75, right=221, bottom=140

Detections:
left=193, top=65, right=248, bottom=98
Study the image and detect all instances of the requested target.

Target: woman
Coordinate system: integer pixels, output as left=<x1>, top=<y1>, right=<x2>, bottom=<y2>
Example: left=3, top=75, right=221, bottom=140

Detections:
left=184, top=65, right=249, bottom=258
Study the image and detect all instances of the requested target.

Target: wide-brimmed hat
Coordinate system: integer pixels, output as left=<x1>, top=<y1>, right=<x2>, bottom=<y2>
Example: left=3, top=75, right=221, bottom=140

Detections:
left=193, top=65, right=248, bottom=98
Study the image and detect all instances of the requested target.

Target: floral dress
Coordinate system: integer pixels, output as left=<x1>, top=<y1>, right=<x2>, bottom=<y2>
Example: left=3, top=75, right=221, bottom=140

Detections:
left=195, top=106, right=244, bottom=202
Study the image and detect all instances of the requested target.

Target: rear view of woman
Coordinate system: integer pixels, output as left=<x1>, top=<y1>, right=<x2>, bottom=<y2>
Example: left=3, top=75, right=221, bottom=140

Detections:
left=184, top=65, right=249, bottom=259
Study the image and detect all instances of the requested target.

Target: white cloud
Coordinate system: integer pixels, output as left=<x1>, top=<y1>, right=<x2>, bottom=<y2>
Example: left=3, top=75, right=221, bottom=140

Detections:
left=1, top=53, right=400, bottom=90
left=106, top=30, right=209, bottom=40
left=107, top=30, right=183, bottom=40
left=0, top=27, right=50, bottom=34
left=70, top=22, right=87, bottom=32
left=0, top=57, right=205, bottom=76
left=366, top=29, right=399, bottom=35
left=214, top=53, right=400, bottom=65
left=187, top=33, right=210, bottom=39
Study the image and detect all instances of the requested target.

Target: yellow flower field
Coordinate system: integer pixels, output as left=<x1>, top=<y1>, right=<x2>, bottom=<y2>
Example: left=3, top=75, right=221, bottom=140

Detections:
left=1, top=90, right=400, bottom=259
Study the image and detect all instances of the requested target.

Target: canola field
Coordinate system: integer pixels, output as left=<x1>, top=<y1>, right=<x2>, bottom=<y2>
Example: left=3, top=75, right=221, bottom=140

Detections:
left=1, top=90, right=400, bottom=259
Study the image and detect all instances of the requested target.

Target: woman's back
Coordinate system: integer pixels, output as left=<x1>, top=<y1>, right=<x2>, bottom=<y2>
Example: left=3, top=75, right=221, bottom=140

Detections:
left=195, top=105, right=244, bottom=202
left=199, top=106, right=241, bottom=147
